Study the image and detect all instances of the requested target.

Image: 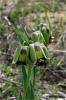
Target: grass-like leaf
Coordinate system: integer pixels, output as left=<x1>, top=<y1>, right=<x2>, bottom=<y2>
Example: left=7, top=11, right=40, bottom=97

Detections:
left=12, top=47, right=21, bottom=64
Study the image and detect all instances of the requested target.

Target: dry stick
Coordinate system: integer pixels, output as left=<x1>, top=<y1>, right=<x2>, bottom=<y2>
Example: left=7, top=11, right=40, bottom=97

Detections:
left=49, top=49, right=66, bottom=53
left=2, top=86, right=12, bottom=94
left=8, top=97, right=16, bottom=100
left=57, top=56, right=64, bottom=66
left=4, top=16, right=11, bottom=25
left=2, top=78, right=22, bottom=87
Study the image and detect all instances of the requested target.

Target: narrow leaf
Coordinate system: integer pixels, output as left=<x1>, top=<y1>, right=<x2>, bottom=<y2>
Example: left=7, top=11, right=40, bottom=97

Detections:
left=12, top=47, right=20, bottom=64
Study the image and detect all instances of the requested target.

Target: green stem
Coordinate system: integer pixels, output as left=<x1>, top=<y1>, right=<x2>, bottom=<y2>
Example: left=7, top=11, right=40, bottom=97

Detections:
left=21, top=63, right=36, bottom=100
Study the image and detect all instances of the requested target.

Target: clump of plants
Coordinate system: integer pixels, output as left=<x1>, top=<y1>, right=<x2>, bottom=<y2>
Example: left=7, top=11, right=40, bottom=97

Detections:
left=12, top=19, right=51, bottom=100
left=4, top=11, right=52, bottom=99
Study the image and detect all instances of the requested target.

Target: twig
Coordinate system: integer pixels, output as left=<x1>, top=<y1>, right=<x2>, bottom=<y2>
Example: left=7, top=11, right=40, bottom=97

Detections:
left=8, top=97, right=16, bottom=100
left=2, top=78, right=22, bottom=87
left=49, top=49, right=66, bottom=53
left=57, top=56, right=64, bottom=66
left=2, top=86, right=11, bottom=94
left=4, top=16, right=11, bottom=25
